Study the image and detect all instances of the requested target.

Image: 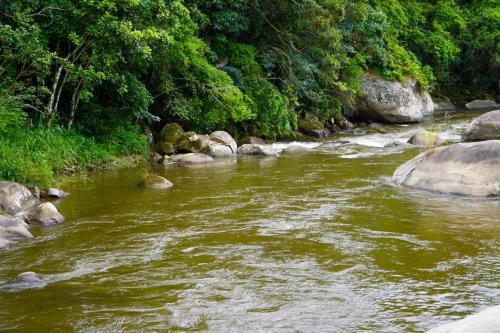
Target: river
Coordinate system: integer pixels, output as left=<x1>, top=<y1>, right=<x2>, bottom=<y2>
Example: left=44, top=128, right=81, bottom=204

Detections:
left=0, top=111, right=499, bottom=332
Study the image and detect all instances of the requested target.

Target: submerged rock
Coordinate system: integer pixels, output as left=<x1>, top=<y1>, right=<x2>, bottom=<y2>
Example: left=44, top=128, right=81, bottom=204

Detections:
left=281, top=145, right=315, bottom=154
left=356, top=74, right=434, bottom=123
left=139, top=175, right=173, bottom=189
left=465, top=100, right=499, bottom=111
left=407, top=130, right=444, bottom=146
left=170, top=153, right=215, bottom=164
left=463, top=110, right=500, bottom=141
left=30, top=202, right=64, bottom=226
left=426, top=305, right=500, bottom=333
left=238, top=144, right=279, bottom=157
left=0, top=182, right=40, bottom=216
left=16, top=272, right=41, bottom=283
left=393, top=140, right=500, bottom=197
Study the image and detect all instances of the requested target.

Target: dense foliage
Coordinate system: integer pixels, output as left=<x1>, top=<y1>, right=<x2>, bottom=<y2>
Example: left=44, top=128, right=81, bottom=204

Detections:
left=0, top=0, right=498, bottom=185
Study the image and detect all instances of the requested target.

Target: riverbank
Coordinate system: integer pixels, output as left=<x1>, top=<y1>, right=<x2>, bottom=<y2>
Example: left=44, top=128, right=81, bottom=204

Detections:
left=0, top=126, right=149, bottom=188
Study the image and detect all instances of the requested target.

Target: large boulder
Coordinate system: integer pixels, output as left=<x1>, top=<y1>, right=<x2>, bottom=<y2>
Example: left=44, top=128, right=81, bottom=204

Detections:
left=463, top=110, right=500, bottom=141
left=238, top=144, right=279, bottom=157
left=0, top=214, right=33, bottom=240
left=209, top=131, right=237, bottom=155
left=0, top=182, right=40, bottom=216
left=407, top=130, right=444, bottom=146
left=176, top=132, right=210, bottom=153
left=30, top=202, right=64, bottom=226
left=203, top=142, right=234, bottom=158
left=159, top=123, right=184, bottom=147
left=170, top=153, right=215, bottom=165
left=139, top=175, right=173, bottom=189
left=426, top=305, right=500, bottom=333
left=465, top=99, right=499, bottom=111
left=356, top=74, right=434, bottom=123
left=393, top=140, right=500, bottom=197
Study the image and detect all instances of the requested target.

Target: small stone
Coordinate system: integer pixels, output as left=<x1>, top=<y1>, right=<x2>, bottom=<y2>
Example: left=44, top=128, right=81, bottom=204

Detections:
left=465, top=100, right=499, bottom=110
left=42, top=188, right=69, bottom=199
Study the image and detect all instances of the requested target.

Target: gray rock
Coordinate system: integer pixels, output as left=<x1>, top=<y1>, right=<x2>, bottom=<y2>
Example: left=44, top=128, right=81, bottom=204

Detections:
left=281, top=145, right=314, bottom=154
left=170, top=153, right=215, bottom=164
left=240, top=137, right=266, bottom=145
left=238, top=144, right=279, bottom=157
left=407, top=130, right=444, bottom=146
left=466, top=100, right=499, bottom=111
left=0, top=213, right=33, bottom=240
left=209, top=131, right=237, bottom=155
left=16, top=272, right=41, bottom=282
left=203, top=142, right=234, bottom=158
left=426, top=305, right=500, bottom=333
left=0, top=182, right=40, bottom=216
left=41, top=188, right=69, bottom=200
left=384, top=141, right=412, bottom=148
left=393, top=140, right=500, bottom=197
left=463, top=110, right=500, bottom=141
left=356, top=74, right=434, bottom=123
left=434, top=102, right=457, bottom=112
left=353, top=128, right=365, bottom=135
left=139, top=175, right=173, bottom=189
left=30, top=203, right=64, bottom=226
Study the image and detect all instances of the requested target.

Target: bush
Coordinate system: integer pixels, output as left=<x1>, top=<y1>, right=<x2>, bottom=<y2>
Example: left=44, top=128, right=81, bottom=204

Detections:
left=0, top=124, right=147, bottom=188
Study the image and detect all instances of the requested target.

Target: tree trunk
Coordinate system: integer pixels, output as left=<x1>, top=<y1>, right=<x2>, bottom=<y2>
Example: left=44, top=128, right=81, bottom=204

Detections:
left=67, top=78, right=83, bottom=129
left=46, top=64, right=64, bottom=126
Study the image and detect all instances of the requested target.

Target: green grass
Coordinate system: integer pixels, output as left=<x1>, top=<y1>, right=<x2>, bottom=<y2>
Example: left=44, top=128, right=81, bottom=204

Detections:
left=0, top=125, right=148, bottom=188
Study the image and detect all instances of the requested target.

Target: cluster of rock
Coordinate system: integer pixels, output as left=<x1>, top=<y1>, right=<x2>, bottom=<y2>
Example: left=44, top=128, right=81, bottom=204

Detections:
left=393, top=109, right=500, bottom=197
left=0, top=182, right=66, bottom=250
left=153, top=123, right=283, bottom=166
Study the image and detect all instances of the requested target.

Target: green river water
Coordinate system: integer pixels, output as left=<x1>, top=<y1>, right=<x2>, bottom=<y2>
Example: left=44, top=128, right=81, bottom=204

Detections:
left=0, top=112, right=499, bottom=332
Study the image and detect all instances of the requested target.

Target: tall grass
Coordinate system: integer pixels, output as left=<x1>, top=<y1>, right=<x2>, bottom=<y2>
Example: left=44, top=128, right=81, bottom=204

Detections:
left=0, top=125, right=148, bottom=188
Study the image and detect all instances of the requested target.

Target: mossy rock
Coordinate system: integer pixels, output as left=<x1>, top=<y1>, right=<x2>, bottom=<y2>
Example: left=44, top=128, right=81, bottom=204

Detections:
left=159, top=123, right=184, bottom=146
left=298, top=119, right=329, bottom=138
left=139, top=175, right=173, bottom=189
left=157, top=142, right=175, bottom=155
left=176, top=132, right=209, bottom=153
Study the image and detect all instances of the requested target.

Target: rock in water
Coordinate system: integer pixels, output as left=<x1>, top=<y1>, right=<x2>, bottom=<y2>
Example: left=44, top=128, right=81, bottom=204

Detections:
left=30, top=203, right=64, bottom=226
left=139, top=175, right=173, bottom=189
left=16, top=272, right=41, bottom=282
left=434, top=101, right=457, bottom=112
left=465, top=100, right=500, bottom=111
left=170, top=153, right=215, bottom=164
left=356, top=74, right=434, bottom=123
left=281, top=145, right=314, bottom=154
left=407, top=130, right=444, bottom=146
left=0, top=182, right=40, bottom=216
left=238, top=144, right=279, bottom=157
left=426, top=305, right=500, bottom=333
left=298, top=119, right=330, bottom=138
left=41, top=188, right=69, bottom=199
left=203, top=142, right=234, bottom=158
left=463, top=110, right=500, bottom=141
left=393, top=140, right=500, bottom=197
left=209, top=131, right=237, bottom=155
